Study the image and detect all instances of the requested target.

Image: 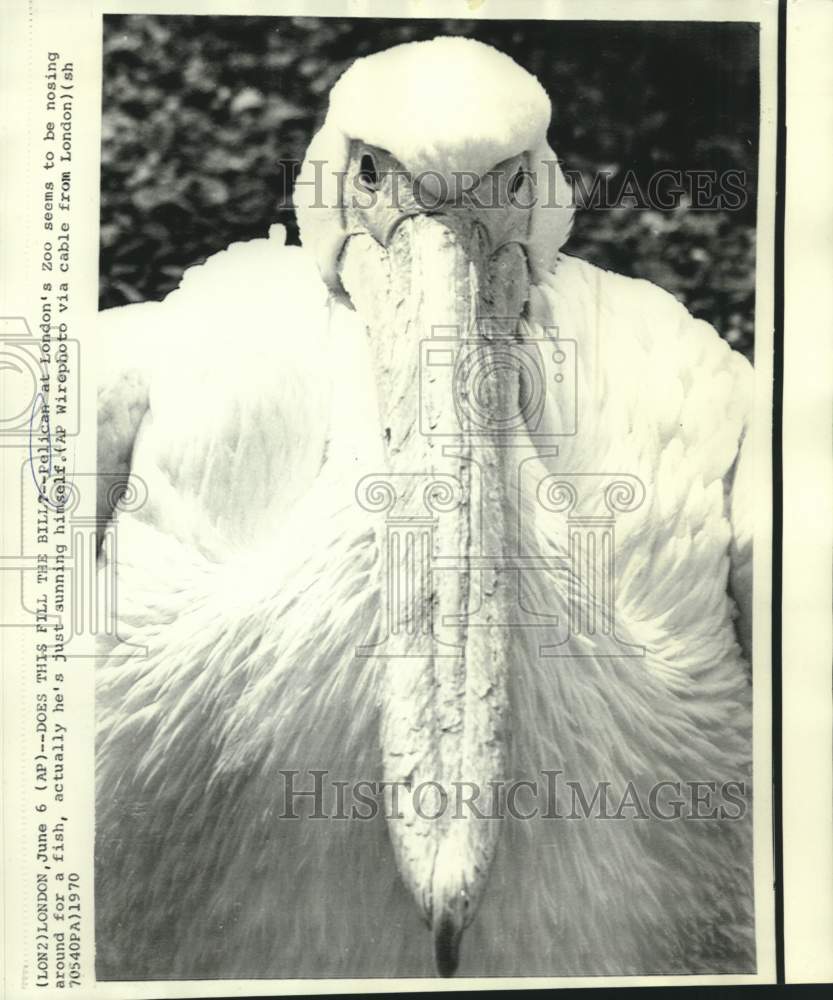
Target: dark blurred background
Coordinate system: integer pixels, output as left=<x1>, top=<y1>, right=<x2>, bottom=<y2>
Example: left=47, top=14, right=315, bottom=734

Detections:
left=100, top=15, right=759, bottom=358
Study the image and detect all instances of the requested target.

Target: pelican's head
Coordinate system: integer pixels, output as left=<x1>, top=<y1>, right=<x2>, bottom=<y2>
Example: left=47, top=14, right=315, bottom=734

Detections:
left=296, top=35, right=573, bottom=292
left=294, top=37, right=574, bottom=976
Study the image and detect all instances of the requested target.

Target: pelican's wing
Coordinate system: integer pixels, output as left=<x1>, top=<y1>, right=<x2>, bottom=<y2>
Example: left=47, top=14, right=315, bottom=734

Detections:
left=530, top=253, right=755, bottom=664
left=96, top=225, right=333, bottom=546
left=728, top=425, right=754, bottom=661
left=97, top=299, right=161, bottom=529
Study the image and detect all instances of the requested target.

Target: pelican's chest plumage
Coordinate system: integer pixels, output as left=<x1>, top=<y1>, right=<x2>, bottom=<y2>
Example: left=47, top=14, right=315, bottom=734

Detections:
left=98, top=242, right=755, bottom=980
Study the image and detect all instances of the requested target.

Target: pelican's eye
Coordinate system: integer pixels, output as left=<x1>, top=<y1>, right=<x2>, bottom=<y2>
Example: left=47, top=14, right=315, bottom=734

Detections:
left=509, top=168, right=526, bottom=197
left=359, top=151, right=381, bottom=190
left=488, top=154, right=533, bottom=213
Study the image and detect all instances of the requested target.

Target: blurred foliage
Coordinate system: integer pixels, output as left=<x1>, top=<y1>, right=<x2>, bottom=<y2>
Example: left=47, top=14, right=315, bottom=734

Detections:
left=100, top=15, right=758, bottom=357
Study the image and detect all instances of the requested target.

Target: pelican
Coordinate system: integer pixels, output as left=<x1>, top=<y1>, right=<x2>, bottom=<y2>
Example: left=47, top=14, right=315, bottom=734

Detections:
left=95, top=37, right=755, bottom=979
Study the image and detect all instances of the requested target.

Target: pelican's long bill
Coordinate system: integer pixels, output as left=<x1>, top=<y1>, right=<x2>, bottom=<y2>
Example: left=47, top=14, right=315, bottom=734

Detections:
left=339, top=161, right=533, bottom=975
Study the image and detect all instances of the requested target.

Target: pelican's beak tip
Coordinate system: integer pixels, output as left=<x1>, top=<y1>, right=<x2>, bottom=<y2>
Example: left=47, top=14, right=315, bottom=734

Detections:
left=433, top=911, right=462, bottom=978
left=432, top=893, right=468, bottom=977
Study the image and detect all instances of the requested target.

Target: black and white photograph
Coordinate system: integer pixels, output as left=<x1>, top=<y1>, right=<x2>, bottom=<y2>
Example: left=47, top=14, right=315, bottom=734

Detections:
left=94, top=11, right=761, bottom=981
left=5, top=0, right=833, bottom=995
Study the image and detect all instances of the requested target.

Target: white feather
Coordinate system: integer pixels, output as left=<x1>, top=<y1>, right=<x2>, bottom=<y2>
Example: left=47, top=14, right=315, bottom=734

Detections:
left=96, top=227, right=754, bottom=977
